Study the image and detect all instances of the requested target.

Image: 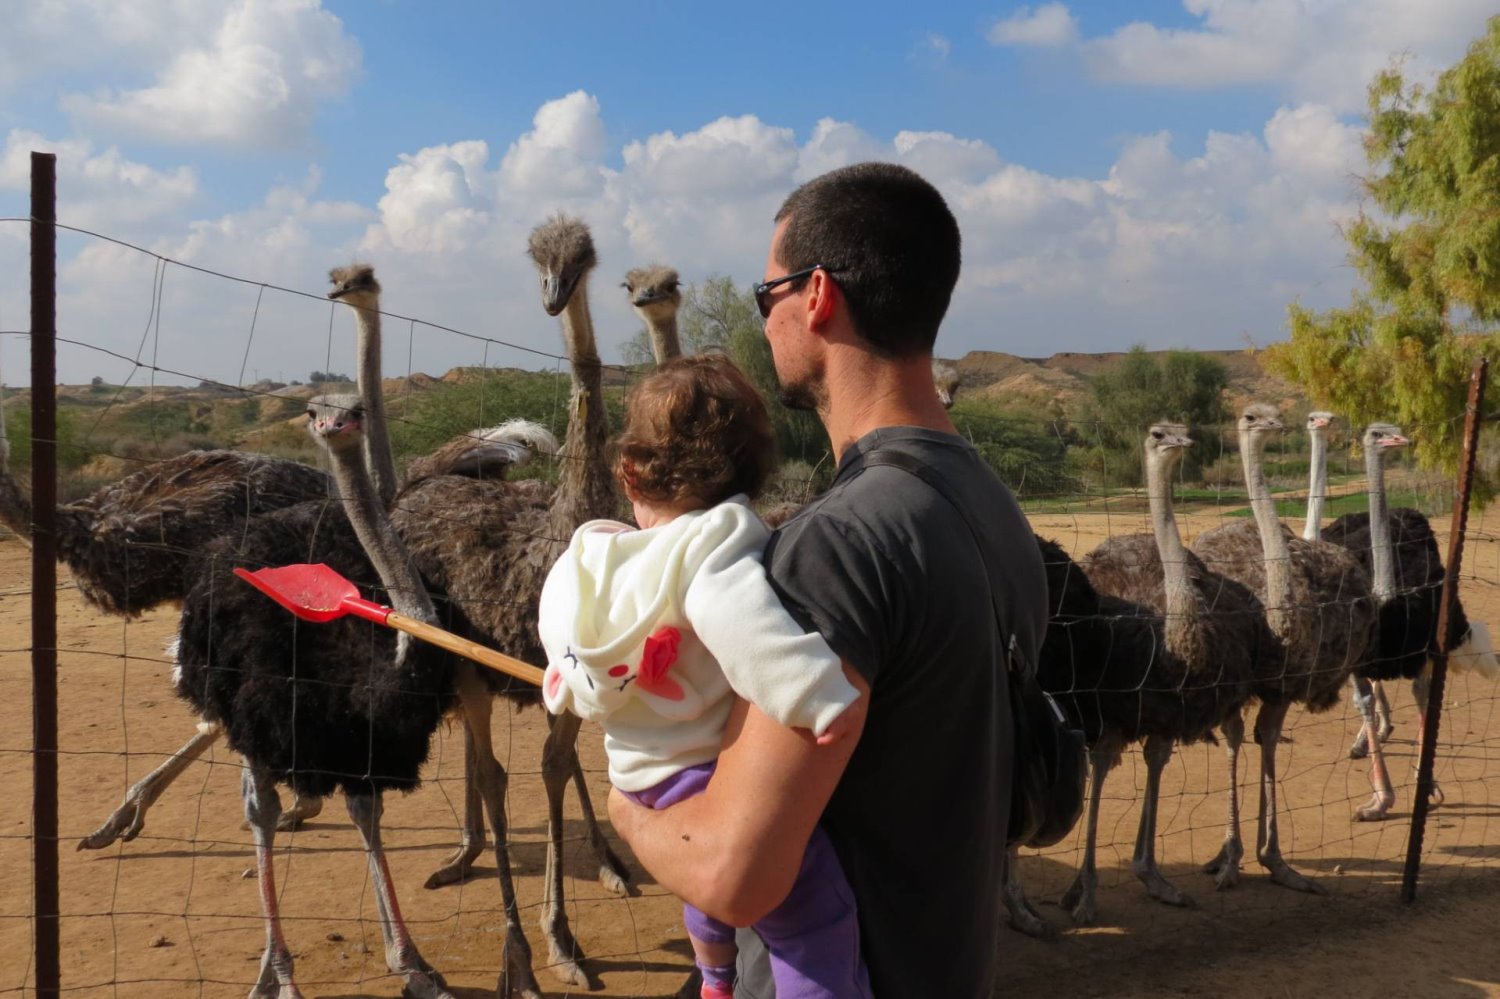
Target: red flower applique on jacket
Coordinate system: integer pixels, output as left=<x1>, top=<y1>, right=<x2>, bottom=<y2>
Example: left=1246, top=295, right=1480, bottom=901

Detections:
left=635, top=626, right=684, bottom=701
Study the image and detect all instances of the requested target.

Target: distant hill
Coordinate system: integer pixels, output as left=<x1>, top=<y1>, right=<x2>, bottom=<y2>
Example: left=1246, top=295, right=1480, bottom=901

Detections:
left=949, top=347, right=1305, bottom=414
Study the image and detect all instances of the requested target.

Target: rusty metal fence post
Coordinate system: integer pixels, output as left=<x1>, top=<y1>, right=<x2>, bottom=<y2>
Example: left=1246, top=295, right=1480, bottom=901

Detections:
left=1401, top=356, right=1488, bottom=903
left=30, top=150, right=60, bottom=996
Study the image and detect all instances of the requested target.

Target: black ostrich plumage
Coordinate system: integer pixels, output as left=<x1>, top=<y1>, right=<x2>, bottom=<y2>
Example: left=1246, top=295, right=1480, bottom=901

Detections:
left=1322, top=507, right=1467, bottom=682
left=1035, top=535, right=1261, bottom=759
left=173, top=498, right=457, bottom=799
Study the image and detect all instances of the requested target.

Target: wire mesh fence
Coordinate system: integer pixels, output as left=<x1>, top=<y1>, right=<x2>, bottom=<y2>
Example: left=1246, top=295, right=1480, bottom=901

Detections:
left=3, top=169, right=1500, bottom=997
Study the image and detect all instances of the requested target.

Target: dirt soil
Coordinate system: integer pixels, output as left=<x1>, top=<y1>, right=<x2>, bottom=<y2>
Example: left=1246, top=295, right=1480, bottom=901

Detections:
left=2, top=506, right=1499, bottom=998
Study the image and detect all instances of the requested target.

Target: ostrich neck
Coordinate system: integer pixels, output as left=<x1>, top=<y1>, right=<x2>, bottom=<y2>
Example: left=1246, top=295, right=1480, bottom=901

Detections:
left=1241, top=431, right=1293, bottom=635
left=1303, top=430, right=1327, bottom=541
left=1367, top=444, right=1396, bottom=602
left=354, top=304, right=398, bottom=509
left=1147, top=455, right=1199, bottom=660
left=550, top=277, right=616, bottom=538
left=648, top=313, right=681, bottom=364
left=327, top=443, right=435, bottom=624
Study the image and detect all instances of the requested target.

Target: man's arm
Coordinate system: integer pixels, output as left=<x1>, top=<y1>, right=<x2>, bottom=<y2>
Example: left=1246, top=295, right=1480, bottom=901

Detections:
left=608, top=661, right=869, bottom=927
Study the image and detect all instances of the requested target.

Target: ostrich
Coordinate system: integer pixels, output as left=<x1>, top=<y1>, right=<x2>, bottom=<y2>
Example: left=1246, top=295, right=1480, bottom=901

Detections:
left=623, top=263, right=683, bottom=362
left=385, top=214, right=624, bottom=986
left=1192, top=404, right=1376, bottom=881
left=76, top=266, right=564, bottom=852
left=1024, top=425, right=1263, bottom=927
left=0, top=316, right=340, bottom=851
left=1302, top=411, right=1335, bottom=542
left=1319, top=423, right=1496, bottom=816
left=175, top=394, right=458, bottom=999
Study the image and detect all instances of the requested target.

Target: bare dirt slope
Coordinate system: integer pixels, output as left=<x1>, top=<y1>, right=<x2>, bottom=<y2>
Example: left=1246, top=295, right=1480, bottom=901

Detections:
left=1, top=506, right=1498, bottom=997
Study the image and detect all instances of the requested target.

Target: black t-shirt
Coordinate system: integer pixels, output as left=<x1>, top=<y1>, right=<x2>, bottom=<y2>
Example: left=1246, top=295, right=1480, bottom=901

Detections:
left=737, top=427, right=1048, bottom=998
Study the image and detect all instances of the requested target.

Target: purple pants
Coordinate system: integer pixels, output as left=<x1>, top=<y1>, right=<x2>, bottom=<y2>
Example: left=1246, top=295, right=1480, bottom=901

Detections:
left=623, top=762, right=872, bottom=999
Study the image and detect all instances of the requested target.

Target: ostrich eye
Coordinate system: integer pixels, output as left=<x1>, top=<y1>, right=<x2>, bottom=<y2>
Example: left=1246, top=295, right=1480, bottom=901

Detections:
left=1151, top=430, right=1164, bottom=440
left=306, top=409, right=316, bottom=419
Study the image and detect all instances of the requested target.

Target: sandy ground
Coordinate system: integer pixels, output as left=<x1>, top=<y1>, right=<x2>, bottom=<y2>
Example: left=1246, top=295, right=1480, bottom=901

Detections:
left=1, top=506, right=1498, bottom=998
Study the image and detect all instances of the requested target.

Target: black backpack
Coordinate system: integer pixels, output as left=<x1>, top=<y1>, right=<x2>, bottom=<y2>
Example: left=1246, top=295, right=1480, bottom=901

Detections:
left=863, top=449, right=1086, bottom=848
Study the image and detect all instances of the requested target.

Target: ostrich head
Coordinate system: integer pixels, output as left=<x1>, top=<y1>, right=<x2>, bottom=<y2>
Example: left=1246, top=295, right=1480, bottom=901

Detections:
left=1235, top=403, right=1284, bottom=453
left=326, top=264, right=381, bottom=309
left=931, top=359, right=960, bottom=410
left=306, top=394, right=365, bottom=455
left=1306, top=411, right=1334, bottom=433
left=528, top=215, right=597, bottom=316
left=1364, top=422, right=1409, bottom=455
left=623, top=265, right=682, bottom=319
left=1145, top=422, right=1193, bottom=467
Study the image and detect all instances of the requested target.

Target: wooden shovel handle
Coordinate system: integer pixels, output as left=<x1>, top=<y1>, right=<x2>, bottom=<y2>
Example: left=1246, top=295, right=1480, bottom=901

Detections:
left=386, top=611, right=546, bottom=686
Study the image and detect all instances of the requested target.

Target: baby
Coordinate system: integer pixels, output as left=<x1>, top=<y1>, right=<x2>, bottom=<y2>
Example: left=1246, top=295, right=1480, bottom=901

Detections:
left=539, top=353, right=871, bottom=999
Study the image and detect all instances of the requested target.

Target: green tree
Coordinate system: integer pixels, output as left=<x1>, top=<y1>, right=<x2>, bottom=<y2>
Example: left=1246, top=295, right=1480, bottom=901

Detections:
left=1263, top=16, right=1500, bottom=490
left=1074, top=345, right=1230, bottom=483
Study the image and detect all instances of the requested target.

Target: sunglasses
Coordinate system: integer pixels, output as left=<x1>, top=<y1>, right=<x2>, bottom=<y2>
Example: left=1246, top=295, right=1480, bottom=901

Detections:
left=753, top=264, right=833, bottom=319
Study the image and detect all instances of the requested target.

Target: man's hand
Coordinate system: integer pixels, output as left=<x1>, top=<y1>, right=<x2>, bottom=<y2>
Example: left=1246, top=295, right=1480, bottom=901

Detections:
left=606, top=662, right=869, bottom=926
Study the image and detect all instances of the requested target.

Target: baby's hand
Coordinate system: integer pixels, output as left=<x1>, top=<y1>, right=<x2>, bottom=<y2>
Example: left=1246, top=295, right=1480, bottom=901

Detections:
left=813, top=702, right=861, bottom=746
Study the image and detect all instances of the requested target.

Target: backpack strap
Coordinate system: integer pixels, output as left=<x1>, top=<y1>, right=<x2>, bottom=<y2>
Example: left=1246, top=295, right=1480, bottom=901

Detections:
left=860, top=448, right=1032, bottom=682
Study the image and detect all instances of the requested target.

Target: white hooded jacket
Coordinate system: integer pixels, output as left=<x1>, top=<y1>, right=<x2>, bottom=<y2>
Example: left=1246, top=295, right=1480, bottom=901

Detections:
left=538, top=496, right=858, bottom=792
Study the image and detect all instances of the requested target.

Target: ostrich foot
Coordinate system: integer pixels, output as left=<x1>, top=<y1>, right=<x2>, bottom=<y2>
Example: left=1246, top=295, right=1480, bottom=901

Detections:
left=274, top=794, right=323, bottom=832
left=423, top=836, right=486, bottom=890
left=497, top=925, right=544, bottom=999
left=1355, top=789, right=1397, bottom=822
left=1429, top=779, right=1445, bottom=806
left=1201, top=840, right=1243, bottom=891
left=1377, top=718, right=1395, bottom=743
left=1002, top=879, right=1055, bottom=939
left=1348, top=729, right=1370, bottom=760
left=1132, top=862, right=1192, bottom=908
left=593, top=841, right=631, bottom=897
left=1261, top=857, right=1326, bottom=895
left=1059, top=870, right=1098, bottom=926
left=77, top=801, right=149, bottom=850
left=399, top=969, right=454, bottom=999
left=249, top=985, right=303, bottom=999
left=542, top=917, right=588, bottom=988
left=249, top=956, right=304, bottom=999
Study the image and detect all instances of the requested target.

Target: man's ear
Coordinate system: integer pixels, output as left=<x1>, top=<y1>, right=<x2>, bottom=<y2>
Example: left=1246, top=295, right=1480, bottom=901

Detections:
left=805, top=269, right=839, bottom=331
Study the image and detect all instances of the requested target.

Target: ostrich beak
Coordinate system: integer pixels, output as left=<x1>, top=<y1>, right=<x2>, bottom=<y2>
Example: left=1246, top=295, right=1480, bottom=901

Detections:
left=1380, top=434, right=1410, bottom=448
left=541, top=271, right=579, bottom=316
left=1309, top=416, right=1330, bottom=430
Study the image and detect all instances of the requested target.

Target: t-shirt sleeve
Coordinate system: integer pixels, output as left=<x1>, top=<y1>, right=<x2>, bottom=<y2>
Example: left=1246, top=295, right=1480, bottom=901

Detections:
left=762, top=504, right=898, bottom=687
left=680, top=507, right=859, bottom=736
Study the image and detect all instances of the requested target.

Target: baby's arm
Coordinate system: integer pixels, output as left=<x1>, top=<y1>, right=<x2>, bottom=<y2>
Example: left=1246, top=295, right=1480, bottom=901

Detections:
left=682, top=507, right=860, bottom=736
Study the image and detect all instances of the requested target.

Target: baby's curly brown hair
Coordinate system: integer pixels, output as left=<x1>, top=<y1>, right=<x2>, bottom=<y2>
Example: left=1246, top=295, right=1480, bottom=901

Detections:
left=614, top=353, right=778, bottom=508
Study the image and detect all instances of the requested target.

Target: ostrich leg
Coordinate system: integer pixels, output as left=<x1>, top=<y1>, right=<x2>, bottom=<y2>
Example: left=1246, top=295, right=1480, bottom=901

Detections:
left=539, top=710, right=589, bottom=986
left=1353, top=676, right=1397, bottom=820
left=1349, top=678, right=1396, bottom=758
left=81, top=721, right=323, bottom=850
left=1060, top=735, right=1120, bottom=926
left=243, top=767, right=303, bottom=999
left=1130, top=733, right=1191, bottom=907
left=78, top=721, right=223, bottom=850
left=454, top=671, right=543, bottom=999
left=343, top=793, right=453, bottom=998
left=424, top=718, right=486, bottom=889
left=1253, top=702, right=1325, bottom=893
left=569, top=752, right=630, bottom=895
left=1002, top=846, right=1053, bottom=939
left=1202, top=712, right=1246, bottom=890
left=425, top=712, right=630, bottom=894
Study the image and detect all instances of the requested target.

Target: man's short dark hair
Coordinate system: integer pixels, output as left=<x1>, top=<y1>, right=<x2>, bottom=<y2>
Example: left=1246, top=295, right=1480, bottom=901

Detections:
left=774, top=162, right=961, bottom=356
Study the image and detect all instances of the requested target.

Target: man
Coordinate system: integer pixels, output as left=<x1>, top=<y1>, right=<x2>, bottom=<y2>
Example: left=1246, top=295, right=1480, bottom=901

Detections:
left=608, top=162, right=1048, bottom=996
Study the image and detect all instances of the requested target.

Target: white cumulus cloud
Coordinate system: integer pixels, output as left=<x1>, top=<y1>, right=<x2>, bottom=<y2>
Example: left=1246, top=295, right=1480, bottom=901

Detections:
left=62, top=0, right=361, bottom=148
left=988, top=3, right=1080, bottom=47
left=1082, top=0, right=1497, bottom=112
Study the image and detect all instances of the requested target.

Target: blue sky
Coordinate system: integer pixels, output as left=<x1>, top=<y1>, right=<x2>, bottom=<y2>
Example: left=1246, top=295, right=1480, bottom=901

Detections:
left=0, top=1, right=1495, bottom=386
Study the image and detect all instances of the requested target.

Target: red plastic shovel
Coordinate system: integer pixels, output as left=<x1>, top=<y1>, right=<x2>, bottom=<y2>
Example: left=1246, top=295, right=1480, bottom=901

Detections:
left=234, top=563, right=545, bottom=686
